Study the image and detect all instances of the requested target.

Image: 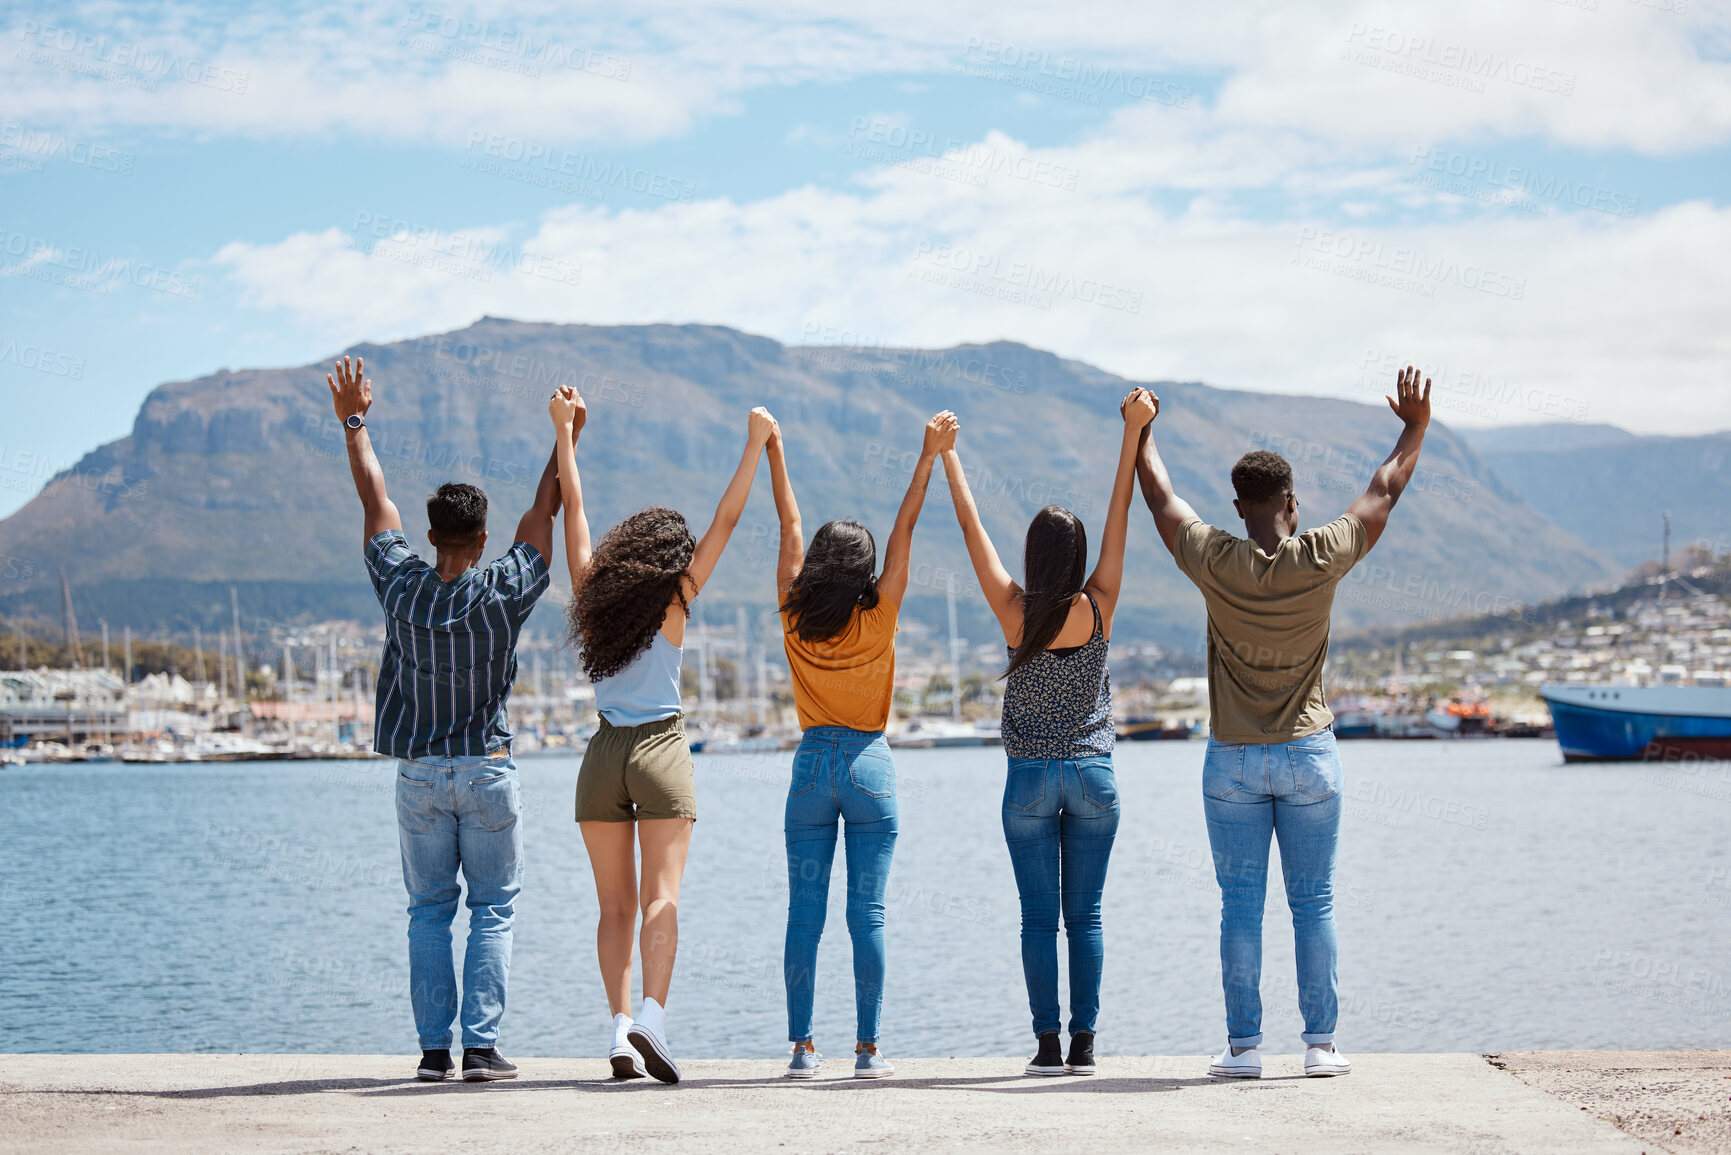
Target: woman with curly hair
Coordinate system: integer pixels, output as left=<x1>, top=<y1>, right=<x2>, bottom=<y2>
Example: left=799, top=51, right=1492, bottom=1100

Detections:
left=550, top=386, right=776, bottom=1084
left=766, top=408, right=957, bottom=1081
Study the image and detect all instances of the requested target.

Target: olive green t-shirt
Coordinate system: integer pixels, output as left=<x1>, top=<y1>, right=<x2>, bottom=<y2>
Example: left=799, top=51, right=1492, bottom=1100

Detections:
left=1172, top=513, right=1369, bottom=744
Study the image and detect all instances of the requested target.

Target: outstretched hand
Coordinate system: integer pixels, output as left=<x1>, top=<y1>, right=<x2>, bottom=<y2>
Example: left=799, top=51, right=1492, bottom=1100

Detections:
left=924, top=410, right=958, bottom=456
left=549, top=385, right=586, bottom=435
left=748, top=406, right=778, bottom=448
left=1121, top=387, right=1158, bottom=429
left=327, top=356, right=371, bottom=422
left=1387, top=365, right=1432, bottom=428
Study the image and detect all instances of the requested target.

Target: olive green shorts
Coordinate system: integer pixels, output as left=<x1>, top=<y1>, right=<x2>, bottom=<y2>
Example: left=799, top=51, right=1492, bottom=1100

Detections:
left=575, top=714, right=697, bottom=822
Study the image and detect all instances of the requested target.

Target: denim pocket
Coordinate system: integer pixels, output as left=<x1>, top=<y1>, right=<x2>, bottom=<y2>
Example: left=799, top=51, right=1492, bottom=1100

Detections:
left=1003, top=759, right=1047, bottom=813
left=395, top=766, right=440, bottom=834
left=1201, top=742, right=1247, bottom=801
left=1286, top=733, right=1342, bottom=802
left=788, top=747, right=821, bottom=799
left=469, top=768, right=521, bottom=832
left=1076, top=758, right=1120, bottom=810
left=846, top=746, right=895, bottom=800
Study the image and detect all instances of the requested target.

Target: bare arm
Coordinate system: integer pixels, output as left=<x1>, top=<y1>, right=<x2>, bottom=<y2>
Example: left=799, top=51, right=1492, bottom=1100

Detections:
left=1133, top=390, right=1200, bottom=555
left=512, top=441, right=563, bottom=563
left=940, top=443, right=1018, bottom=634
left=327, top=356, right=402, bottom=543
left=1346, top=365, right=1431, bottom=549
left=548, top=387, right=590, bottom=587
left=687, top=407, right=776, bottom=594
left=879, top=411, right=957, bottom=606
left=1086, top=389, right=1158, bottom=625
left=766, top=422, right=803, bottom=599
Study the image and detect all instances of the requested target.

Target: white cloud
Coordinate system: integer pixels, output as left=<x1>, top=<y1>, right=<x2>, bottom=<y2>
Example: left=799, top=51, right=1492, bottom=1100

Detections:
left=8, top=0, right=1731, bottom=154
left=214, top=115, right=1731, bottom=435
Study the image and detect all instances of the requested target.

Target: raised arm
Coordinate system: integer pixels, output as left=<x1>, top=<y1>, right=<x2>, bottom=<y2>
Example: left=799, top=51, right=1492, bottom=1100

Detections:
left=879, top=411, right=956, bottom=606
left=1086, top=389, right=1158, bottom=623
left=1133, top=390, right=1200, bottom=555
left=687, top=407, right=776, bottom=594
left=513, top=432, right=564, bottom=564
left=1346, top=365, right=1431, bottom=549
left=327, top=356, right=402, bottom=543
left=548, top=386, right=590, bottom=587
left=940, top=438, right=1018, bottom=635
left=766, top=419, right=803, bottom=599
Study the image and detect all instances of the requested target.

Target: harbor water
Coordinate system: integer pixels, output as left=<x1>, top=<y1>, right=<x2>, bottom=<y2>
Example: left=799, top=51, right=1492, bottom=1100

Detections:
left=1, top=741, right=1726, bottom=1058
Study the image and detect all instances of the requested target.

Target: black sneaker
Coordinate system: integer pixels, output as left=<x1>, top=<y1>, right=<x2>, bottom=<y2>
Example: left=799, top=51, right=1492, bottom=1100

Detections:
left=461, top=1048, right=519, bottom=1082
left=416, top=1049, right=454, bottom=1082
left=1024, top=1031, right=1065, bottom=1076
left=1065, top=1030, right=1096, bottom=1076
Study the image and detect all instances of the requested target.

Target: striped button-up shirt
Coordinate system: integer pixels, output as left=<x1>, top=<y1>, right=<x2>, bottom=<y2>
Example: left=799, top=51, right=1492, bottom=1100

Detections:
left=365, top=529, right=550, bottom=760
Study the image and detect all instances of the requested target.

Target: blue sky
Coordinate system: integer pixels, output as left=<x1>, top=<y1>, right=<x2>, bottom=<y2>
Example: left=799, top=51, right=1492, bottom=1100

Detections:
left=3, top=1, right=1730, bottom=518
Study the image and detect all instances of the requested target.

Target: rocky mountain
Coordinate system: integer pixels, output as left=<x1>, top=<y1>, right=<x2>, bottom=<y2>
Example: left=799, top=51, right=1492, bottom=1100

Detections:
left=1459, top=424, right=1731, bottom=571
left=0, top=319, right=1623, bottom=656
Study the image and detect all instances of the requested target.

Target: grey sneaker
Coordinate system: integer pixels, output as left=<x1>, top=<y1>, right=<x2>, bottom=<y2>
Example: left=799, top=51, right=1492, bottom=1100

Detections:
left=854, top=1046, right=894, bottom=1079
left=786, top=1043, right=821, bottom=1079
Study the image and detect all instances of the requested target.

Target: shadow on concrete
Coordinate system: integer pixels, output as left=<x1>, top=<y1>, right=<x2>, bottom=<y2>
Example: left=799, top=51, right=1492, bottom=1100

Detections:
left=20, top=1072, right=1312, bottom=1099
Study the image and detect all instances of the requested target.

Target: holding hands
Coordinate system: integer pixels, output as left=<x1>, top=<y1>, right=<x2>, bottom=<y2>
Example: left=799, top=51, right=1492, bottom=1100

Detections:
left=924, top=410, right=959, bottom=456
left=1121, top=387, right=1158, bottom=429
left=549, top=385, right=588, bottom=436
left=748, top=406, right=779, bottom=449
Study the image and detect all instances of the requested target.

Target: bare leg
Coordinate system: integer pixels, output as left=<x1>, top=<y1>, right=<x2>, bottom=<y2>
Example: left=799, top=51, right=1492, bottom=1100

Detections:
left=581, top=820, right=639, bottom=1016
left=636, top=818, right=694, bottom=1005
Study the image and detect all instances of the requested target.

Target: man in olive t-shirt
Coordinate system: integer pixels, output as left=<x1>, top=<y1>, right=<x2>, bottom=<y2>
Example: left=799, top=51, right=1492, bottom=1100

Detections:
left=1130, top=367, right=1431, bottom=1081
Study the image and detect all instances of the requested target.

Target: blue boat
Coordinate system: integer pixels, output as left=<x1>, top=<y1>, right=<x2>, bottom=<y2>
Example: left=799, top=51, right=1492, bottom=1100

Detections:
left=1539, top=684, right=1731, bottom=762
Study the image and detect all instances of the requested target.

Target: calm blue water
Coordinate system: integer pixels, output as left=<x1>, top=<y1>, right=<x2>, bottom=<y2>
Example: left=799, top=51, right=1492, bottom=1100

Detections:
left=2, top=741, right=1727, bottom=1058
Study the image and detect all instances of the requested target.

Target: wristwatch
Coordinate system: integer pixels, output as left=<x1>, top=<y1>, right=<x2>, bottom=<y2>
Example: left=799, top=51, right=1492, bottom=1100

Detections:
left=345, top=414, right=365, bottom=430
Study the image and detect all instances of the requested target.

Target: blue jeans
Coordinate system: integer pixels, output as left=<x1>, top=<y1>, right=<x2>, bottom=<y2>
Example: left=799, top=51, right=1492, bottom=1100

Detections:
left=1201, top=729, right=1342, bottom=1048
left=395, top=752, right=523, bottom=1051
left=1002, top=755, right=1120, bottom=1037
left=784, top=726, right=898, bottom=1045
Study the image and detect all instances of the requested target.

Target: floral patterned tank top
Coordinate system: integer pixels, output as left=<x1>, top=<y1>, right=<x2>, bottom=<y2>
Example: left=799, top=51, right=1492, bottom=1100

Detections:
left=1000, top=593, right=1114, bottom=759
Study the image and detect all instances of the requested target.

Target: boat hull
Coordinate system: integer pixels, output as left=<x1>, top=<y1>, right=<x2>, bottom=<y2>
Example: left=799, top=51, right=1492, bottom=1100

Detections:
left=1541, top=685, right=1731, bottom=763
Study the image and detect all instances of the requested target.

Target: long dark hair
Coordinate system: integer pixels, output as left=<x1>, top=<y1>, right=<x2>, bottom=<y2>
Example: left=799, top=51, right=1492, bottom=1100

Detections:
left=782, top=519, right=880, bottom=643
left=1005, top=506, right=1089, bottom=676
left=569, top=506, right=695, bottom=682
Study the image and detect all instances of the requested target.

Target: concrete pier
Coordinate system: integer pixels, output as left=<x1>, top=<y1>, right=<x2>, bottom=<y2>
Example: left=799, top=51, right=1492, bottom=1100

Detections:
left=2, top=1050, right=1725, bottom=1153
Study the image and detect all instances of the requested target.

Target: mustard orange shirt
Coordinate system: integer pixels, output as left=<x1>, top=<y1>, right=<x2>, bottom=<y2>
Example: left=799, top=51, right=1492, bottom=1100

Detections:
left=781, top=596, right=900, bottom=733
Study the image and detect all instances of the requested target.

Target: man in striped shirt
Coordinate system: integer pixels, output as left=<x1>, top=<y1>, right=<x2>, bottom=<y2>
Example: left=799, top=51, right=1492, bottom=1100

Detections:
left=329, top=354, right=561, bottom=1084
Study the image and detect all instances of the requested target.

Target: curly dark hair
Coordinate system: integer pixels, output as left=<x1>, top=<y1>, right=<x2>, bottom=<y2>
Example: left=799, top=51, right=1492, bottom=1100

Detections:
left=1230, top=450, right=1294, bottom=505
left=569, top=506, right=696, bottom=682
left=782, top=519, right=880, bottom=643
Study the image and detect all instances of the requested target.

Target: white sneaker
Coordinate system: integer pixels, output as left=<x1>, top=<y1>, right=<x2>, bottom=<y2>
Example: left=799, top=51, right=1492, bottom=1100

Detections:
left=607, top=1013, right=646, bottom=1079
left=627, top=1015, right=681, bottom=1084
left=1208, top=1045, right=1262, bottom=1078
left=1305, top=1044, right=1351, bottom=1077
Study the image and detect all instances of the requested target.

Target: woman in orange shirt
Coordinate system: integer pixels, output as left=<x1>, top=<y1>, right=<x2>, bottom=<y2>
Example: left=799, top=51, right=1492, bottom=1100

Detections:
left=766, top=409, right=957, bottom=1080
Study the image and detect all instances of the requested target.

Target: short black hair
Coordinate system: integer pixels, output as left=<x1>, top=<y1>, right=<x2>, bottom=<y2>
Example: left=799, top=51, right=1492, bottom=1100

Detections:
left=1231, top=450, right=1293, bottom=505
left=427, top=483, right=488, bottom=547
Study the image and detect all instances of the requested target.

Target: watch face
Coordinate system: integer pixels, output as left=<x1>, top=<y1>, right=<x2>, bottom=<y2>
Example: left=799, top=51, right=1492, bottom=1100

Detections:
left=345, top=414, right=363, bottom=429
